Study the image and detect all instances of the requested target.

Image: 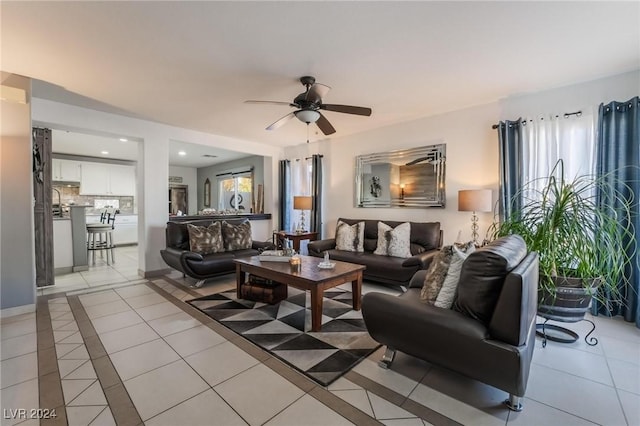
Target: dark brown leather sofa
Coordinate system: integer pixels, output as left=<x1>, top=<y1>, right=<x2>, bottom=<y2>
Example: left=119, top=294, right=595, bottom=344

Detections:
left=160, top=218, right=274, bottom=287
left=307, top=218, right=442, bottom=287
left=362, top=235, right=539, bottom=411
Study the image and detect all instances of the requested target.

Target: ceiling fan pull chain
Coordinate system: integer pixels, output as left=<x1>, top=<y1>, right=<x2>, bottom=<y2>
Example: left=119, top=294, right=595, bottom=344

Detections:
left=306, top=123, right=310, bottom=143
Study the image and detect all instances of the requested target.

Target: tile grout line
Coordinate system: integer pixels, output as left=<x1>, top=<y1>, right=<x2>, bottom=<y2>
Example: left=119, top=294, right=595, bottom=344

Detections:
left=66, top=295, right=144, bottom=426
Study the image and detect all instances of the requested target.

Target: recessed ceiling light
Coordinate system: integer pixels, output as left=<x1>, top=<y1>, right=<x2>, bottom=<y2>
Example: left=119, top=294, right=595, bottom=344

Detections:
left=178, top=151, right=186, bottom=156
left=119, top=138, right=128, bottom=142
left=101, top=151, right=109, bottom=155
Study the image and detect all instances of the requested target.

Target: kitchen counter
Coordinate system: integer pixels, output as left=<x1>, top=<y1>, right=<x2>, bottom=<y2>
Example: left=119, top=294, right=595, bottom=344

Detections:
left=168, top=213, right=271, bottom=222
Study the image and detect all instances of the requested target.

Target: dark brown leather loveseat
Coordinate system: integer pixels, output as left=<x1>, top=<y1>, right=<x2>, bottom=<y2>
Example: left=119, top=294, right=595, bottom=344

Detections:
left=308, top=218, right=442, bottom=287
left=160, top=218, right=274, bottom=287
left=362, top=235, right=538, bottom=411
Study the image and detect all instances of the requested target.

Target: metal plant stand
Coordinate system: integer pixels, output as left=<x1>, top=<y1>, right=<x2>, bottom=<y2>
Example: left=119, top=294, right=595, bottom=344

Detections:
left=536, top=317, right=598, bottom=348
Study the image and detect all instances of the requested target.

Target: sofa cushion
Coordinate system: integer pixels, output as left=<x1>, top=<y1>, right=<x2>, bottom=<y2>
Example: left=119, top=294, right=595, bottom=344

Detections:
left=374, top=222, right=412, bottom=258
left=420, top=246, right=454, bottom=303
left=434, top=242, right=475, bottom=309
left=187, top=222, right=224, bottom=254
left=454, top=235, right=527, bottom=324
left=335, top=220, right=365, bottom=252
left=328, top=249, right=416, bottom=283
left=222, top=220, right=252, bottom=251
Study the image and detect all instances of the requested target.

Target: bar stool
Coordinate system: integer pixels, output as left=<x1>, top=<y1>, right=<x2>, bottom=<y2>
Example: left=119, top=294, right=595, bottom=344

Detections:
left=86, top=208, right=116, bottom=265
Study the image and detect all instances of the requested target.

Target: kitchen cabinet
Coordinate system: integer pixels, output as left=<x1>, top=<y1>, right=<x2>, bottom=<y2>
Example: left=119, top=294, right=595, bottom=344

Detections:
left=80, top=163, right=135, bottom=196
left=52, top=159, right=81, bottom=181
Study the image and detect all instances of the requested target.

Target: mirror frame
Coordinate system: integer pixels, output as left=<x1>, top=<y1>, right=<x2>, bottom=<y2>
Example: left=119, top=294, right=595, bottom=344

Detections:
left=203, top=178, right=211, bottom=208
left=355, top=143, right=446, bottom=208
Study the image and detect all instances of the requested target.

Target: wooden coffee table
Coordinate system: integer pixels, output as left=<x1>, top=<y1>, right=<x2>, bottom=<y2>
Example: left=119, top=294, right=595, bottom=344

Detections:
left=234, top=255, right=365, bottom=332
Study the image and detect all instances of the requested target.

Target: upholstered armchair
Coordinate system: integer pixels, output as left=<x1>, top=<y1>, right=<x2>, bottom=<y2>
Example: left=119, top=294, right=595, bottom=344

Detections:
left=362, top=235, right=539, bottom=411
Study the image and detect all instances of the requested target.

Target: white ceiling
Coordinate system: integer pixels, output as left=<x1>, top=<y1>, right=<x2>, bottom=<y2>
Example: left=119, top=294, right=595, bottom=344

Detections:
left=52, top=129, right=248, bottom=167
left=2, top=2, right=639, bottom=148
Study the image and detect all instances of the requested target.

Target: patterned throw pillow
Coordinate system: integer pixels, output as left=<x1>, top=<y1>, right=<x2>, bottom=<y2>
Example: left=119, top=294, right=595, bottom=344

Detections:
left=420, top=246, right=454, bottom=303
left=373, top=222, right=412, bottom=258
left=335, top=220, right=365, bottom=252
left=187, top=222, right=224, bottom=255
left=221, top=220, right=252, bottom=251
left=434, top=242, right=476, bottom=309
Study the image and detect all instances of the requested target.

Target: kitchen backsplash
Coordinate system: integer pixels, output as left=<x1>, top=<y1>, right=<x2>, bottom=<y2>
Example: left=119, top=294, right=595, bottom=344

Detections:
left=53, top=185, right=135, bottom=215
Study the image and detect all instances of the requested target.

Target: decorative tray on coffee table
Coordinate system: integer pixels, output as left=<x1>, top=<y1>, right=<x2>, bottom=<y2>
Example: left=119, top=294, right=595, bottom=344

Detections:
left=318, top=262, right=336, bottom=269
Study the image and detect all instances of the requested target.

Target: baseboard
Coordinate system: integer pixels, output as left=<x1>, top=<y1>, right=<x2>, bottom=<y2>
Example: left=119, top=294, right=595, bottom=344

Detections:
left=1, top=303, right=36, bottom=319
left=72, top=265, right=89, bottom=272
left=141, top=268, right=172, bottom=279
left=55, top=267, right=73, bottom=275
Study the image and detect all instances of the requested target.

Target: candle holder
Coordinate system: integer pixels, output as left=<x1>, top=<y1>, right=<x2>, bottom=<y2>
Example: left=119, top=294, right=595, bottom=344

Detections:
left=289, top=255, right=301, bottom=273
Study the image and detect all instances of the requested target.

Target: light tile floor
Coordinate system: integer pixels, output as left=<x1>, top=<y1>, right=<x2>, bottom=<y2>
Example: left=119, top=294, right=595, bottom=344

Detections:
left=2, top=252, right=639, bottom=426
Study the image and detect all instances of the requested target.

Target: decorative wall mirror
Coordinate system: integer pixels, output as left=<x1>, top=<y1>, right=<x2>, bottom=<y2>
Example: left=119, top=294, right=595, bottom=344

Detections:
left=203, top=178, right=211, bottom=208
left=355, top=143, right=446, bottom=208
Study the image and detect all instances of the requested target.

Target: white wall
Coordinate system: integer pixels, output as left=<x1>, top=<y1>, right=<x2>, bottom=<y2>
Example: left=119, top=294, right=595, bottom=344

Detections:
left=33, top=99, right=282, bottom=275
left=169, top=165, right=197, bottom=215
left=1, top=74, right=36, bottom=312
left=501, top=70, right=640, bottom=119
left=196, top=155, right=266, bottom=212
left=283, top=71, right=640, bottom=246
left=309, top=103, right=500, bottom=245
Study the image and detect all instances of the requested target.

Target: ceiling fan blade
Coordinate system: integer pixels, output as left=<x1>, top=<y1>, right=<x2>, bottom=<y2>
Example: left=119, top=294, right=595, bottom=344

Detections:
left=245, top=100, right=296, bottom=107
left=321, top=104, right=372, bottom=116
left=316, top=112, right=336, bottom=135
left=266, top=112, right=295, bottom=131
left=305, top=83, right=331, bottom=103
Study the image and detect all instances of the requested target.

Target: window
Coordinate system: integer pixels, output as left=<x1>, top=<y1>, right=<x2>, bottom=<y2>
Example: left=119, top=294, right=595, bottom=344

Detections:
left=218, top=172, right=252, bottom=211
left=522, top=113, right=595, bottom=195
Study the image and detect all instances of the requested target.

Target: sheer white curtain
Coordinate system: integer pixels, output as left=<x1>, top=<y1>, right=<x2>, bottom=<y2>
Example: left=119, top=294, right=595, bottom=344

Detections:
left=522, top=112, right=596, bottom=196
left=287, top=158, right=312, bottom=232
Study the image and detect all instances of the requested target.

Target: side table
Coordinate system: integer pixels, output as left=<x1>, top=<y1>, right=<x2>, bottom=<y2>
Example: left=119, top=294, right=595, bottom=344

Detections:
left=275, top=231, right=319, bottom=253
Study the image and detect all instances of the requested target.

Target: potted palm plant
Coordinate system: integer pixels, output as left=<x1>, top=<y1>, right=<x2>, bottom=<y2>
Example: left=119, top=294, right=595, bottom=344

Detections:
left=492, top=160, right=636, bottom=324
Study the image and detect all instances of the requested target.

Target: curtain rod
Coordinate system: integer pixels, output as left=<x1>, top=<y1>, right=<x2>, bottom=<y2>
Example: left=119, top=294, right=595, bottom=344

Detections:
left=491, top=110, right=582, bottom=129
left=289, top=154, right=324, bottom=161
left=215, top=168, right=253, bottom=177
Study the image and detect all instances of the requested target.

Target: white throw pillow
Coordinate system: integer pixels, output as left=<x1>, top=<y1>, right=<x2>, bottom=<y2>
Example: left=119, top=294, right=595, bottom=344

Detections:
left=335, top=220, right=365, bottom=252
left=374, top=222, right=412, bottom=258
left=434, top=242, right=476, bottom=309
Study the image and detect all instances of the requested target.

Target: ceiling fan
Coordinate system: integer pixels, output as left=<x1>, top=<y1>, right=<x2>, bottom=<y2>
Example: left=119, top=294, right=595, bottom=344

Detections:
left=245, top=76, right=372, bottom=136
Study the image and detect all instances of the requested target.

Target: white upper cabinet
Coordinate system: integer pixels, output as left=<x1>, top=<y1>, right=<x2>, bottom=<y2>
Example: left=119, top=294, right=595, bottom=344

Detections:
left=52, top=159, right=81, bottom=181
left=80, top=163, right=135, bottom=196
left=108, top=164, right=136, bottom=196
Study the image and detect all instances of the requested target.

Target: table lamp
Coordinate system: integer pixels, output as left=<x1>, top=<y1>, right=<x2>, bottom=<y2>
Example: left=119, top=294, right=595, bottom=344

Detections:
left=458, top=189, right=492, bottom=245
left=293, top=196, right=312, bottom=233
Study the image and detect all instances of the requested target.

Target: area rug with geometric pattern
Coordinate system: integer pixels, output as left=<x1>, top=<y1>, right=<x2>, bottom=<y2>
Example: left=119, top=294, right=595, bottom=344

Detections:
left=186, top=287, right=381, bottom=386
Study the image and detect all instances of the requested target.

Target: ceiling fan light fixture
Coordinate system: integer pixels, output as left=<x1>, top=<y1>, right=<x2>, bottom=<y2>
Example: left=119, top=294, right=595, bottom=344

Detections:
left=294, top=109, right=320, bottom=124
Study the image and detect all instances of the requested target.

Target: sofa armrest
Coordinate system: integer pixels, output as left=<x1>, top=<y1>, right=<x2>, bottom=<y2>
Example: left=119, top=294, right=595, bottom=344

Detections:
left=252, top=240, right=276, bottom=252
left=308, top=238, right=336, bottom=256
left=402, top=250, right=438, bottom=270
left=181, top=251, right=204, bottom=263
left=408, top=270, right=427, bottom=289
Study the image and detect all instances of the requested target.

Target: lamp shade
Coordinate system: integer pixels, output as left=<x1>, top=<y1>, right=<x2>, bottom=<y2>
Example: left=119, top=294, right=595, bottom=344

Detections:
left=458, top=189, right=492, bottom=212
left=293, top=196, right=313, bottom=210
left=294, top=110, right=320, bottom=123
